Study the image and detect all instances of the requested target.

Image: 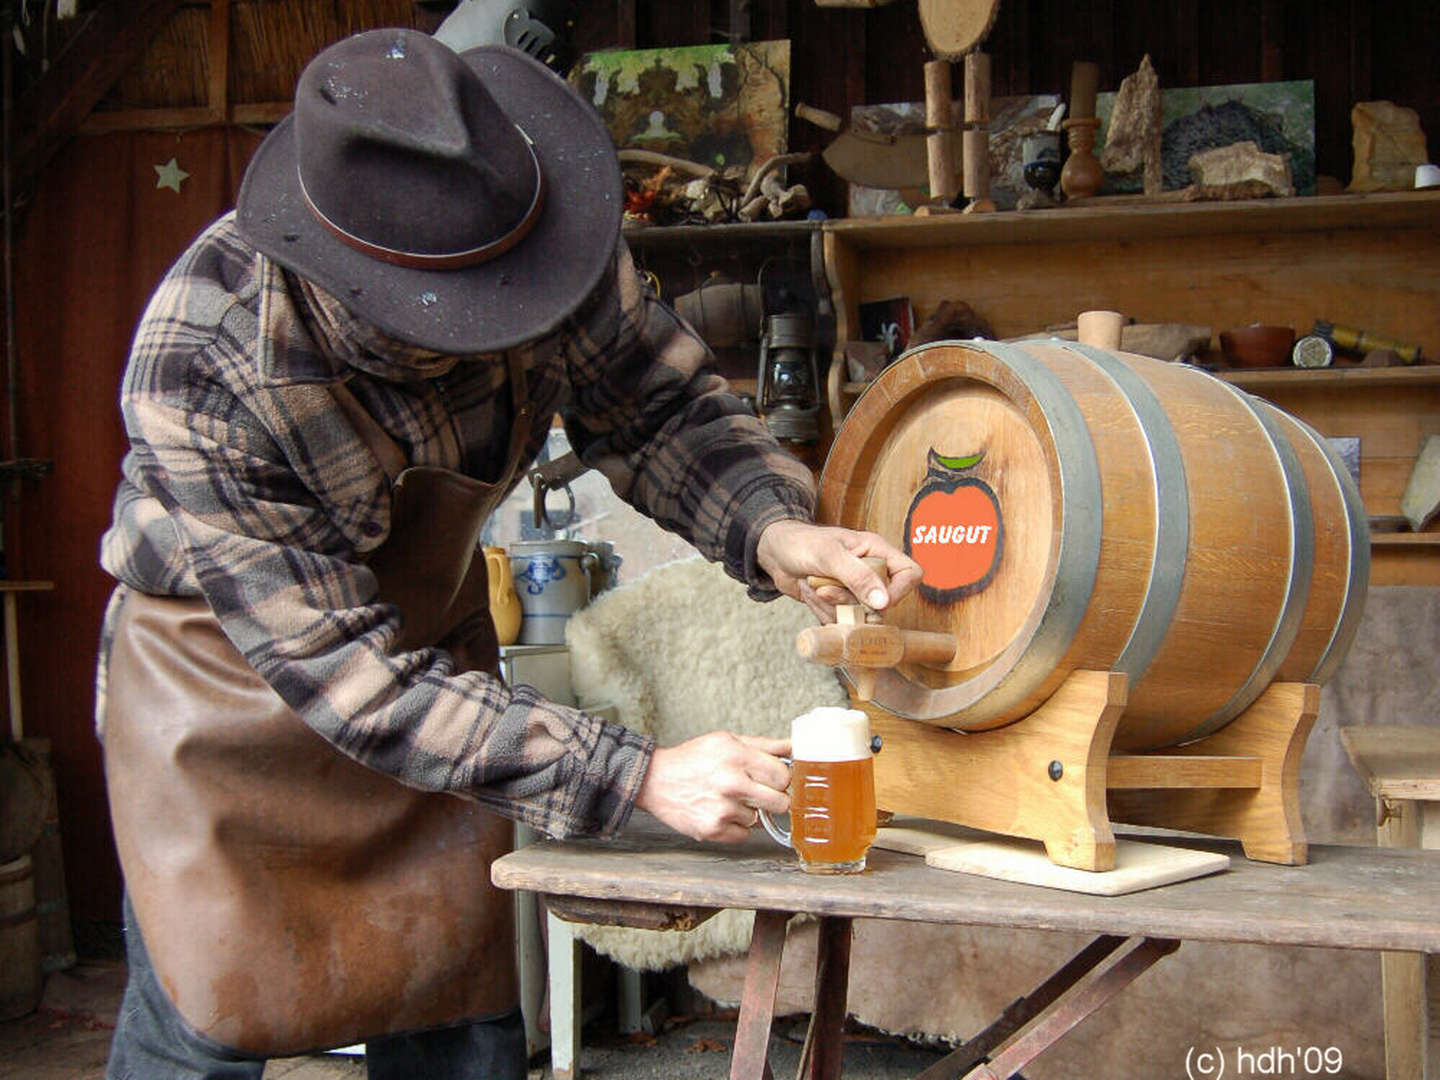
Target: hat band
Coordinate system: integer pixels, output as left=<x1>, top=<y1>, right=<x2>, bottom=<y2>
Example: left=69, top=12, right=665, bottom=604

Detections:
left=299, top=124, right=546, bottom=271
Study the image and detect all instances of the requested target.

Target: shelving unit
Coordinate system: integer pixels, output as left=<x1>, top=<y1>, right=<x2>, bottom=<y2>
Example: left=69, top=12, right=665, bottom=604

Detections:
left=617, top=198, right=1440, bottom=582
left=821, top=192, right=1440, bottom=586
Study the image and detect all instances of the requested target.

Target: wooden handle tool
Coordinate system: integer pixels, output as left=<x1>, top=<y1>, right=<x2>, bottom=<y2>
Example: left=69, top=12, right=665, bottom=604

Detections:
left=797, top=555, right=956, bottom=701
left=805, top=556, right=890, bottom=596
left=796, top=624, right=958, bottom=667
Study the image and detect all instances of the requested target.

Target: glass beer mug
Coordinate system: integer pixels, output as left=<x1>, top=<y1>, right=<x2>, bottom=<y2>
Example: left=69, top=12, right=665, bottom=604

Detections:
left=759, top=707, right=877, bottom=874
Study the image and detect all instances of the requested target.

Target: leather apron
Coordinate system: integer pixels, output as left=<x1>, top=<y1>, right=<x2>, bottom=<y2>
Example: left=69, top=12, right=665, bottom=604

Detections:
left=102, top=353, right=535, bottom=1055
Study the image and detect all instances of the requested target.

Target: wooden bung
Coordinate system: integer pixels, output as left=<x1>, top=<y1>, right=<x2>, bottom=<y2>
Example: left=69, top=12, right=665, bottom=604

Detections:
left=1077, top=309, right=1125, bottom=349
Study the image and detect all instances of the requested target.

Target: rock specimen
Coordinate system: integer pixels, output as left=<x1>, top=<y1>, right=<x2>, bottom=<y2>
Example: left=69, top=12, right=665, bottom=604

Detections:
left=1401, top=435, right=1440, bottom=533
left=1349, top=101, right=1429, bottom=192
left=1189, top=140, right=1294, bottom=199
left=1100, top=54, right=1162, bottom=195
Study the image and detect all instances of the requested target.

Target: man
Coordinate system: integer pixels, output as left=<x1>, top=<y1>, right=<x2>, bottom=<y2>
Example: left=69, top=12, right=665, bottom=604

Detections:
left=97, top=28, right=920, bottom=1080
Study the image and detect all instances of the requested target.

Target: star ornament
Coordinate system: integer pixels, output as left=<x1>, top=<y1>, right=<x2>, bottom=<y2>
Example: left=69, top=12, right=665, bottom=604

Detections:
left=154, top=157, right=189, bottom=193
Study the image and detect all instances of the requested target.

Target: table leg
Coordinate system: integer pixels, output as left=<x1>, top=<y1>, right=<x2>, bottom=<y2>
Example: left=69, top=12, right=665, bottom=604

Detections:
left=915, top=935, right=1126, bottom=1080
left=798, top=916, right=853, bottom=1080
left=731, top=910, right=790, bottom=1080
left=1379, top=798, right=1428, bottom=1080
left=547, top=910, right=582, bottom=1080
left=961, top=937, right=1180, bottom=1080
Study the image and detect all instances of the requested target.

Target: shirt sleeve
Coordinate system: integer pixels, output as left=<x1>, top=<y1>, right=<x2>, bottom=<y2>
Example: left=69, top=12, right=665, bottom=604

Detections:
left=108, top=314, right=652, bottom=840
left=558, top=240, right=817, bottom=599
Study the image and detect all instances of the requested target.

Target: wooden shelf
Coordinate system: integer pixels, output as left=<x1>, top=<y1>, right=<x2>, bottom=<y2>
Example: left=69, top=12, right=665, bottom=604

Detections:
left=849, top=364, right=1440, bottom=397
left=1216, top=364, right=1440, bottom=389
left=1372, top=532, right=1440, bottom=547
left=825, top=191, right=1440, bottom=252
left=622, top=219, right=823, bottom=248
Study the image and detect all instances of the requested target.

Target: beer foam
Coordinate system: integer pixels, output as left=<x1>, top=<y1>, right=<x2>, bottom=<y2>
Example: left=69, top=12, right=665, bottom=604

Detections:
left=791, top=706, right=872, bottom=762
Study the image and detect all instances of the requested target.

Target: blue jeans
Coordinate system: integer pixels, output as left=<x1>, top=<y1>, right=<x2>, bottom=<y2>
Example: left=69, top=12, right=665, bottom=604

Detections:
left=108, top=897, right=527, bottom=1080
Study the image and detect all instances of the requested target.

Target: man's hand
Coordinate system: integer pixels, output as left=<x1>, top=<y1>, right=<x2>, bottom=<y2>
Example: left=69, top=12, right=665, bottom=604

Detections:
left=756, top=519, right=922, bottom=623
left=636, top=732, right=791, bottom=844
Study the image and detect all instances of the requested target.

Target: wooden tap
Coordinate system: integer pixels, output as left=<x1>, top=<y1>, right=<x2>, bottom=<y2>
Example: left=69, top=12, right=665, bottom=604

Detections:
left=799, top=557, right=958, bottom=701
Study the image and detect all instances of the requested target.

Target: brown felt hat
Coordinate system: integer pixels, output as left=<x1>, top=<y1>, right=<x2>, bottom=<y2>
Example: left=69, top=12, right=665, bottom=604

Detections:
left=236, top=29, right=621, bottom=354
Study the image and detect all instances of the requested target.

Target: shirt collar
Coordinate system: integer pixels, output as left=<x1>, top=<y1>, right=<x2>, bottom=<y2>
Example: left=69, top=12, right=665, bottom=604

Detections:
left=253, top=254, right=462, bottom=385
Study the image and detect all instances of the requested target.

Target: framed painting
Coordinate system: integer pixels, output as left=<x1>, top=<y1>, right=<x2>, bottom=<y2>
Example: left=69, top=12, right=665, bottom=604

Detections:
left=570, top=41, right=791, bottom=175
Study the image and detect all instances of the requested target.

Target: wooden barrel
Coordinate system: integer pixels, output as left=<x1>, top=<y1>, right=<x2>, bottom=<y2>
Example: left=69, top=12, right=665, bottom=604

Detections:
left=819, top=340, right=1368, bottom=751
left=0, top=855, right=41, bottom=1021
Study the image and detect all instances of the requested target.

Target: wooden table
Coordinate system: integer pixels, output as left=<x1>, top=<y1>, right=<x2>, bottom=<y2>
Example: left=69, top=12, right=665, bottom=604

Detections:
left=1342, top=725, right=1440, bottom=1080
left=493, top=817, right=1440, bottom=1080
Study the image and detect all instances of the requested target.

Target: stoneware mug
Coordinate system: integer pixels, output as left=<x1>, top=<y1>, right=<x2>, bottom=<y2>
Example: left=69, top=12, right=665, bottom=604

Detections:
left=508, top=539, right=598, bottom=645
left=759, top=706, right=878, bottom=874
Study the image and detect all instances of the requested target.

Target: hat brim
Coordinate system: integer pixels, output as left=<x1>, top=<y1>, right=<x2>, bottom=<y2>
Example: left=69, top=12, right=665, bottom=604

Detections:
left=236, top=45, right=622, bottom=355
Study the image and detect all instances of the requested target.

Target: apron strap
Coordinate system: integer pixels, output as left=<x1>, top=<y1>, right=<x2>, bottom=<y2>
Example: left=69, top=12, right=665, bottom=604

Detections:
left=329, top=378, right=409, bottom=485
left=497, top=349, right=535, bottom=493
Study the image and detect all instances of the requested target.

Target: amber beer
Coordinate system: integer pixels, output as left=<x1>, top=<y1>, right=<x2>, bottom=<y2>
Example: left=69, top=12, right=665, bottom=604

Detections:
left=761, top=707, right=877, bottom=874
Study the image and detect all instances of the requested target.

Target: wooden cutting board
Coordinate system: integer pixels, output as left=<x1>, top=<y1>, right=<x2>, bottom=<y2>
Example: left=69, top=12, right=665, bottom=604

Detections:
left=875, top=822, right=1230, bottom=896
left=918, top=0, right=1001, bottom=59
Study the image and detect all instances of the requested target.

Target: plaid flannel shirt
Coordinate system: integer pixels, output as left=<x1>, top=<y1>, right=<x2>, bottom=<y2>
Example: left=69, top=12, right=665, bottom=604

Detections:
left=97, top=212, right=815, bottom=839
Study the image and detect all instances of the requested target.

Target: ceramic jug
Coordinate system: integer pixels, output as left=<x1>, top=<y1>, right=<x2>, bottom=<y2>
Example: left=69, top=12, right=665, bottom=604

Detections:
left=483, top=546, right=524, bottom=647
left=508, top=540, right=598, bottom=645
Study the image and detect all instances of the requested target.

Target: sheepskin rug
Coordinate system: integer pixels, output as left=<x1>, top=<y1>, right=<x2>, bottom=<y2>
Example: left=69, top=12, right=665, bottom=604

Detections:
left=564, top=557, right=847, bottom=970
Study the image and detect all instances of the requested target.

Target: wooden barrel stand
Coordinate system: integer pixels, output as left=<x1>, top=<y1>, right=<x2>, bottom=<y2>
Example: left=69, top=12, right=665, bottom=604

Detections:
left=863, top=671, right=1318, bottom=871
left=810, top=338, right=1359, bottom=871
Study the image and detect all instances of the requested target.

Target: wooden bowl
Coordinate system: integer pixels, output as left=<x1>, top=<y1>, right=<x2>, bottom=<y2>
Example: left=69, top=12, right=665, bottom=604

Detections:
left=1219, top=324, right=1295, bottom=368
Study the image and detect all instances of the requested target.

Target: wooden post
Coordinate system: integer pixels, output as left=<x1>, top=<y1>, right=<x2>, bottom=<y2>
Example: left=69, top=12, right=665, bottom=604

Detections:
left=731, top=910, right=789, bottom=1080
left=962, top=51, right=995, bottom=213
left=546, top=909, right=582, bottom=1080
left=1377, top=800, right=1428, bottom=1080
left=802, top=917, right=853, bottom=1080
left=207, top=0, right=230, bottom=124
left=923, top=59, right=958, bottom=207
left=1060, top=61, right=1103, bottom=200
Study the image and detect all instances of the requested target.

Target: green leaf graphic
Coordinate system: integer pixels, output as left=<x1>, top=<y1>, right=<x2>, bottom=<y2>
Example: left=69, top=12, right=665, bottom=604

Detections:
left=929, top=448, right=985, bottom=471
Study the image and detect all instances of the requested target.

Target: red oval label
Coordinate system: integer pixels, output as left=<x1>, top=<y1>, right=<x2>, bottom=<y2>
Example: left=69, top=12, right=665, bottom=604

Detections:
left=903, top=477, right=1003, bottom=601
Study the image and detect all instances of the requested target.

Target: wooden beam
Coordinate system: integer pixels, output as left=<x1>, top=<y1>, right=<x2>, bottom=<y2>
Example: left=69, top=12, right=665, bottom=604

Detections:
left=16, top=0, right=184, bottom=184
left=1260, top=0, right=1285, bottom=82
left=208, top=0, right=231, bottom=124
left=1106, top=754, right=1263, bottom=791
left=78, top=101, right=291, bottom=136
left=616, top=0, right=638, bottom=47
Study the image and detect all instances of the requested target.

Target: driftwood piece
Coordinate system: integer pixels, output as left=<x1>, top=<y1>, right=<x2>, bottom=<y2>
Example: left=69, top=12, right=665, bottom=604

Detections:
left=1099, top=55, right=1162, bottom=196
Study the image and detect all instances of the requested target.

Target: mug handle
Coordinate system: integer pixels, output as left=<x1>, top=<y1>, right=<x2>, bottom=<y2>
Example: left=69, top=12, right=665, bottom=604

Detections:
left=579, top=550, right=600, bottom=597
left=483, top=548, right=508, bottom=584
left=757, top=756, right=794, bottom=850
